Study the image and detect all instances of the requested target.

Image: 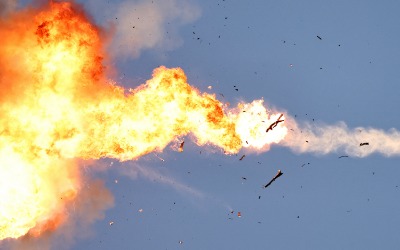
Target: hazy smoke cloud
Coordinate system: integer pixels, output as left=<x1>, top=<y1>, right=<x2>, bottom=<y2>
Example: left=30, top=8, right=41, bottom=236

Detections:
left=282, top=116, right=400, bottom=157
left=0, top=0, right=17, bottom=16
left=86, top=0, right=201, bottom=59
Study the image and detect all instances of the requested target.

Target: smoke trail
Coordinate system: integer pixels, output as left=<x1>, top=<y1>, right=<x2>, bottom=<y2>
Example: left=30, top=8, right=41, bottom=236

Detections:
left=121, top=163, right=205, bottom=199
left=282, top=115, right=400, bottom=157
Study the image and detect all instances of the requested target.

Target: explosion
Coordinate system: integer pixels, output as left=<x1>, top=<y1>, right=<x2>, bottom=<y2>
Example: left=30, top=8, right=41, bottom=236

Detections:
left=3, top=0, right=399, bottom=246
left=0, top=2, right=287, bottom=241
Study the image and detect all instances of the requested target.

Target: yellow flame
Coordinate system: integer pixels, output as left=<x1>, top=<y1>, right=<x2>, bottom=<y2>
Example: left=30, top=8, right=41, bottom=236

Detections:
left=0, top=2, right=287, bottom=240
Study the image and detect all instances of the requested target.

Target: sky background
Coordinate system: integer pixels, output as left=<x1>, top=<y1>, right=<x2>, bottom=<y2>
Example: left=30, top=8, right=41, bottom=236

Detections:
left=11, top=0, right=400, bottom=249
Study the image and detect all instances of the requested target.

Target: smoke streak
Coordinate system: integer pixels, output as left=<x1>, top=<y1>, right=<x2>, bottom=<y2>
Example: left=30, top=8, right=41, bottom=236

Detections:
left=283, top=116, right=400, bottom=157
left=121, top=163, right=205, bottom=199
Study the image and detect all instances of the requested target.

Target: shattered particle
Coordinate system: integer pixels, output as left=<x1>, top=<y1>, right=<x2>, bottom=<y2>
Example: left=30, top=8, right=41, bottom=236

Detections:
left=317, top=35, right=322, bottom=40
left=138, top=208, right=143, bottom=213
left=338, top=155, right=349, bottom=158
left=207, top=85, right=212, bottom=89
left=179, top=240, right=183, bottom=244
left=114, top=179, right=118, bottom=184
left=109, top=221, right=114, bottom=226
left=360, top=142, right=369, bottom=146
left=237, top=212, right=242, bottom=218
left=239, top=154, right=246, bottom=161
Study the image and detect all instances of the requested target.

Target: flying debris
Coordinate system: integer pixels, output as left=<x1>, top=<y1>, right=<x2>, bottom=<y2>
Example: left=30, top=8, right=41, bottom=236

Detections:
left=360, top=142, right=369, bottom=146
left=263, top=170, right=283, bottom=189
left=239, top=154, right=246, bottom=161
left=338, top=155, right=349, bottom=158
left=178, top=141, right=185, bottom=152
left=237, top=212, right=242, bottom=218
left=317, top=35, right=322, bottom=40
left=266, top=114, right=284, bottom=132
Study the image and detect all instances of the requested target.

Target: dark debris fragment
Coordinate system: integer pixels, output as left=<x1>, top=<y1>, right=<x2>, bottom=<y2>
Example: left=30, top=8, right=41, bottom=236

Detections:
left=263, top=170, right=283, bottom=189
left=266, top=114, right=284, bottom=132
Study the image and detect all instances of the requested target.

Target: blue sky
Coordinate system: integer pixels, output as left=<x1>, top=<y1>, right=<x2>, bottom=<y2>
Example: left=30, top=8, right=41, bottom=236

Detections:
left=9, top=0, right=400, bottom=249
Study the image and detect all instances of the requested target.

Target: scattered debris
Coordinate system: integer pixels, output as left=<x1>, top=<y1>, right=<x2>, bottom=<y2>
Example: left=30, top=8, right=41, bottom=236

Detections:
left=178, top=141, right=185, bottom=152
left=237, top=212, right=242, bottom=218
left=263, top=170, right=283, bottom=189
left=338, top=155, right=349, bottom=158
left=266, top=114, right=284, bottom=132
left=109, top=221, right=114, bottom=226
left=239, top=154, right=246, bottom=161
left=317, top=35, right=322, bottom=40
left=360, top=142, right=369, bottom=146
left=241, top=177, right=247, bottom=180
left=179, top=240, right=183, bottom=245
left=258, top=195, right=261, bottom=199
left=138, top=208, right=143, bottom=213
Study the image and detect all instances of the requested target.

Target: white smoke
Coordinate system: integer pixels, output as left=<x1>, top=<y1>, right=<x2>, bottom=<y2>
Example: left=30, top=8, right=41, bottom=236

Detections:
left=282, top=115, right=400, bottom=157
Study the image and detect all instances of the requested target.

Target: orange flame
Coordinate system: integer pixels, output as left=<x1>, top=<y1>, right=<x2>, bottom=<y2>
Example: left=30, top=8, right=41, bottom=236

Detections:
left=0, top=2, right=287, bottom=240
